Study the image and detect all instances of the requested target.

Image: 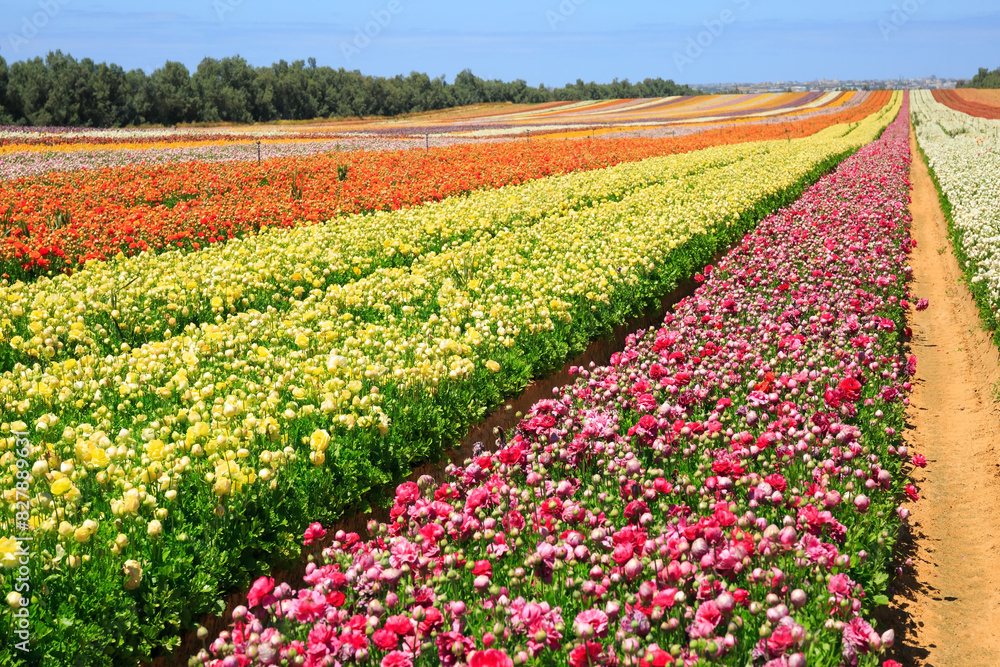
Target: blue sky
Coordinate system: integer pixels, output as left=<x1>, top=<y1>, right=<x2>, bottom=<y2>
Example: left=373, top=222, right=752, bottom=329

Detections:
left=1, top=0, right=997, bottom=84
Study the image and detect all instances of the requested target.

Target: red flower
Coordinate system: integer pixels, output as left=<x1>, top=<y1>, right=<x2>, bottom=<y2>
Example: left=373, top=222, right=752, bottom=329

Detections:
left=372, top=628, right=399, bottom=651
left=568, top=641, right=606, bottom=667
left=839, top=377, right=863, bottom=402
left=473, top=560, right=492, bottom=578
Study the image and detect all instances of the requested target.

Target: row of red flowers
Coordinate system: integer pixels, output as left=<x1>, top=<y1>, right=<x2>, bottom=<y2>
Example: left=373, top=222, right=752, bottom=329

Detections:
left=0, top=92, right=893, bottom=279
left=931, top=89, right=1000, bottom=120
left=193, top=96, right=917, bottom=667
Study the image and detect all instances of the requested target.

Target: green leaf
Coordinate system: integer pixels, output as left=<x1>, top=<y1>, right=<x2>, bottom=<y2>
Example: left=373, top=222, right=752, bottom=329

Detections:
left=873, top=594, right=890, bottom=606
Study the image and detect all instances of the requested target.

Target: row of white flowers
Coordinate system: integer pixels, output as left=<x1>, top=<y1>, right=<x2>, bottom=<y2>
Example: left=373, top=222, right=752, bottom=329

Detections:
left=911, top=90, right=1000, bottom=307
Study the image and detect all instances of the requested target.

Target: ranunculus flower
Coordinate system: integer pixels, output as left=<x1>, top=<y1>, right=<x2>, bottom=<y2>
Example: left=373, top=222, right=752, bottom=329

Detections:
left=469, top=649, right=514, bottom=667
left=247, top=576, right=275, bottom=608
left=372, top=628, right=398, bottom=651
left=384, top=614, right=414, bottom=636
left=573, top=609, right=610, bottom=638
left=568, top=641, right=605, bottom=667
left=303, top=522, right=327, bottom=546
left=395, top=481, right=421, bottom=504
left=381, top=650, right=413, bottom=667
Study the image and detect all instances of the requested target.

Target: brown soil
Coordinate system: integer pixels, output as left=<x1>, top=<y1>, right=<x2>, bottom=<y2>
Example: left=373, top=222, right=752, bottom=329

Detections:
left=881, top=129, right=1000, bottom=665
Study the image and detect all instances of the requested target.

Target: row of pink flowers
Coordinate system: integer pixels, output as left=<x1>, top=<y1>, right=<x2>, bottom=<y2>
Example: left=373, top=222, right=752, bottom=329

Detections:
left=194, top=95, right=917, bottom=667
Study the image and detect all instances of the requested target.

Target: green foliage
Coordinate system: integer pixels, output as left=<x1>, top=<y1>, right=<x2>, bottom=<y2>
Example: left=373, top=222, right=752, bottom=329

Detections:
left=0, top=52, right=702, bottom=127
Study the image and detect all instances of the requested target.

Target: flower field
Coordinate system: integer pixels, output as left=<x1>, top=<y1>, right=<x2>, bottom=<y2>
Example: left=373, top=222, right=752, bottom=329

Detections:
left=0, top=92, right=894, bottom=279
left=0, top=89, right=902, bottom=665
left=196, top=93, right=918, bottom=667
left=911, top=90, right=1000, bottom=340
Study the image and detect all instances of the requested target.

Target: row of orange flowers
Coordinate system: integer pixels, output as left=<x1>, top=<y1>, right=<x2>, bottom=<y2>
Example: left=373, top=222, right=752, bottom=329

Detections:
left=0, top=91, right=891, bottom=279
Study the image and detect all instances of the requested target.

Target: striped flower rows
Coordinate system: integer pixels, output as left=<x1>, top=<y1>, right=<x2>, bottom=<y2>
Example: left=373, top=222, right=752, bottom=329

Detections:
left=198, top=92, right=917, bottom=667
left=0, top=95, right=900, bottom=664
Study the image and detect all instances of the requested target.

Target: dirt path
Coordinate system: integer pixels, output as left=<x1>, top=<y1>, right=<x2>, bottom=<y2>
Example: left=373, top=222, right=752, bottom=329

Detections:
left=883, top=129, right=1000, bottom=665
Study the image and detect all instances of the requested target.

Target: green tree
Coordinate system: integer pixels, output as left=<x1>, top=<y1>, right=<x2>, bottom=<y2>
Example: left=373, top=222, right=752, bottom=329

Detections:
left=148, top=61, right=200, bottom=125
left=0, top=55, right=13, bottom=124
left=0, top=51, right=705, bottom=126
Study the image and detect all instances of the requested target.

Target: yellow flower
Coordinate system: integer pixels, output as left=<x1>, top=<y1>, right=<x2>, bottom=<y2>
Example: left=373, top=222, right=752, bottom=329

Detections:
left=0, top=536, right=17, bottom=569
left=123, top=559, right=142, bottom=590
left=122, top=488, right=141, bottom=514
left=485, top=360, right=501, bottom=373
left=213, top=477, right=232, bottom=497
left=309, top=429, right=330, bottom=452
left=51, top=477, right=72, bottom=496
left=146, top=439, right=165, bottom=461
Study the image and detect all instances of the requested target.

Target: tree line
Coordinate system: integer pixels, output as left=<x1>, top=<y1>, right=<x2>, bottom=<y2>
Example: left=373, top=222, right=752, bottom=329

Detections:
left=960, top=67, right=1000, bottom=89
left=0, top=51, right=700, bottom=127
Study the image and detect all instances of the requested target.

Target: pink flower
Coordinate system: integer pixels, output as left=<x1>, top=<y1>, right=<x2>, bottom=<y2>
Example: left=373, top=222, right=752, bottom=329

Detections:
left=247, top=576, right=274, bottom=609
left=395, top=482, right=421, bottom=504
left=912, top=454, right=927, bottom=468
left=437, top=632, right=475, bottom=666
left=573, top=609, right=610, bottom=638
left=302, top=522, right=327, bottom=546
left=384, top=614, right=415, bottom=636
left=828, top=573, right=854, bottom=600
left=381, top=650, right=413, bottom=667
left=688, top=600, right=723, bottom=638
left=469, top=649, right=514, bottom=667
left=842, top=616, right=877, bottom=655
